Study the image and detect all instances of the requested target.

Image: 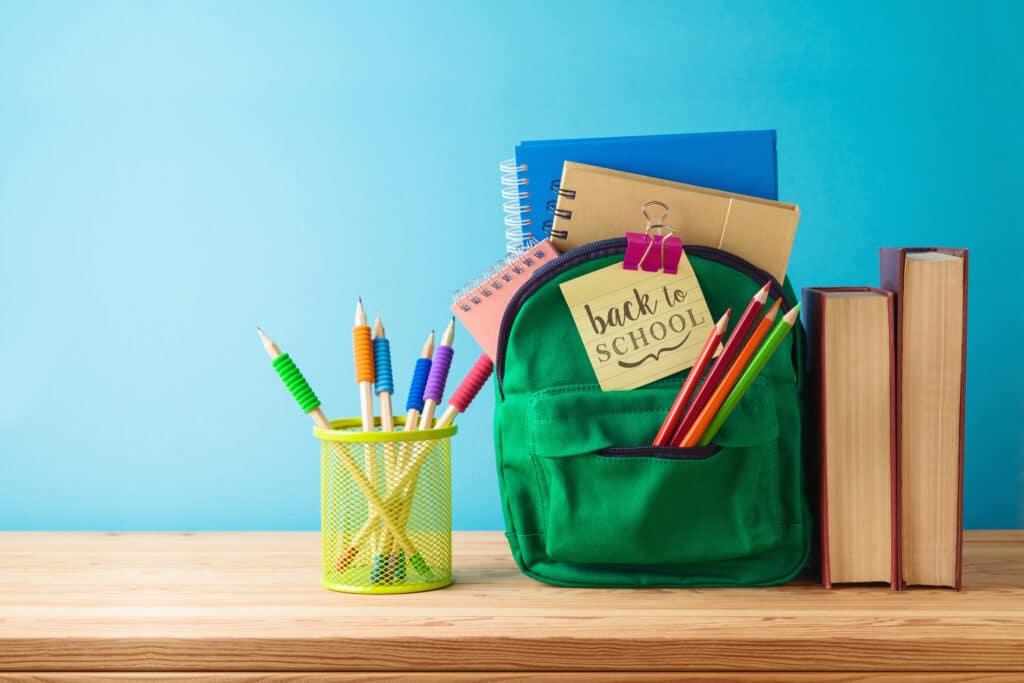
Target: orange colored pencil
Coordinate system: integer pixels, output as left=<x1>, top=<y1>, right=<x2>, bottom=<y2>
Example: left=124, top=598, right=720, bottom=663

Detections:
left=678, top=299, right=782, bottom=447
left=652, top=309, right=731, bottom=445
left=670, top=282, right=770, bottom=446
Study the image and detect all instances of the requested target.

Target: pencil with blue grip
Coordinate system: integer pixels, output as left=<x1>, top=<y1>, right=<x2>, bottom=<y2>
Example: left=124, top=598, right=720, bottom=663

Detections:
left=403, top=331, right=435, bottom=434
left=371, top=313, right=398, bottom=582
left=386, top=330, right=433, bottom=580
left=258, top=327, right=433, bottom=580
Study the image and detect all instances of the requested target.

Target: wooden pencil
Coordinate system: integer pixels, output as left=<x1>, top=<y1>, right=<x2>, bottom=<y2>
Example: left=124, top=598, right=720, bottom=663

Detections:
left=258, top=328, right=332, bottom=429
left=373, top=313, right=394, bottom=435
left=371, top=312, right=398, bottom=578
left=417, top=318, right=455, bottom=430
left=403, top=331, right=435, bottom=434
left=353, top=299, right=378, bottom=487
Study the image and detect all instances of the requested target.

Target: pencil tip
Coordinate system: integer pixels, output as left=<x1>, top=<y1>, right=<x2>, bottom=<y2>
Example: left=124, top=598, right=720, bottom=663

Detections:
left=354, top=298, right=367, bottom=325
left=440, top=318, right=455, bottom=345
left=784, top=303, right=802, bottom=324
left=715, top=309, right=730, bottom=331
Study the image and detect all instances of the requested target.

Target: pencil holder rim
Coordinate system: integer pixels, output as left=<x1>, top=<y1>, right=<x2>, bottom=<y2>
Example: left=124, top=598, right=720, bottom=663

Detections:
left=313, top=416, right=457, bottom=443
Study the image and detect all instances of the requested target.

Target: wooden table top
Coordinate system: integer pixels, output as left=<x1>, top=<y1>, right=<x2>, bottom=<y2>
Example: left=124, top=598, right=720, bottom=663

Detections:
left=1, top=531, right=1022, bottom=678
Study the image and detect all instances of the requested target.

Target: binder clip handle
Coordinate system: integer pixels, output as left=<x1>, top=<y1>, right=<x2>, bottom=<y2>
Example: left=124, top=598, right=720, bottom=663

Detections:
left=623, top=200, right=684, bottom=274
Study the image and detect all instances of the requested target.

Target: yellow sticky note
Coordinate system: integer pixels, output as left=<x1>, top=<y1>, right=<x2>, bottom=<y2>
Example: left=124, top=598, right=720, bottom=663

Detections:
left=559, top=261, right=715, bottom=391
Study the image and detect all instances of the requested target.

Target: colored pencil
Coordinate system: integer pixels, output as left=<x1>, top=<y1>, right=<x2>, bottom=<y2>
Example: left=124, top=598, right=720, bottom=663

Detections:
left=417, top=318, right=455, bottom=430
left=697, top=303, right=802, bottom=446
left=652, top=309, right=730, bottom=445
left=669, top=282, right=770, bottom=446
left=679, top=300, right=781, bottom=447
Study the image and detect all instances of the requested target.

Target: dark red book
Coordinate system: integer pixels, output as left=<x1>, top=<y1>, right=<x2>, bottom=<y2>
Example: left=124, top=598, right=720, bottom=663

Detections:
left=804, top=287, right=898, bottom=589
left=880, top=247, right=968, bottom=590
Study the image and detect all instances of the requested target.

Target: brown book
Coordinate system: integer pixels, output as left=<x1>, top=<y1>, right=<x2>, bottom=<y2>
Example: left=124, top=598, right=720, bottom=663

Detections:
left=880, top=247, right=968, bottom=590
left=804, top=287, right=898, bottom=588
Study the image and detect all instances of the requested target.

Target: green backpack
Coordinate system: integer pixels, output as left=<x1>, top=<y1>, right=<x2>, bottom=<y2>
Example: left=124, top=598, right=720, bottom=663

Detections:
left=493, top=238, right=812, bottom=587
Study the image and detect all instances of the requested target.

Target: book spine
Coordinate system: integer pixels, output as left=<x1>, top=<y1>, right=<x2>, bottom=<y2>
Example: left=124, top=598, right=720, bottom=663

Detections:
left=883, top=290, right=900, bottom=591
left=500, top=159, right=530, bottom=254
left=878, top=249, right=905, bottom=590
left=802, top=288, right=831, bottom=588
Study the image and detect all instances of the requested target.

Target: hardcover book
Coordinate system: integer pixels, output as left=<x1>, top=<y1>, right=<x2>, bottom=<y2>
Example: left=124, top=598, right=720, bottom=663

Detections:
left=880, top=247, right=968, bottom=590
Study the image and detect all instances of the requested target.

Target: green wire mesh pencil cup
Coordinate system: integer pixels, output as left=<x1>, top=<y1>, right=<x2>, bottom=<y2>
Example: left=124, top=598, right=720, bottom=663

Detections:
left=314, top=416, right=455, bottom=594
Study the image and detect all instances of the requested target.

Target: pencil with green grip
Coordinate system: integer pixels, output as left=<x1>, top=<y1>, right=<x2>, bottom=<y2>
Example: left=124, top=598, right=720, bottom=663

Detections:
left=697, top=304, right=801, bottom=446
left=258, top=328, right=433, bottom=580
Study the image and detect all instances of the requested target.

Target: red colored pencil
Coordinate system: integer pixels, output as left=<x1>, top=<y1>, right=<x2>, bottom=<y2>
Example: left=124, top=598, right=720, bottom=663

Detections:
left=669, top=282, right=771, bottom=446
left=652, top=308, right=731, bottom=445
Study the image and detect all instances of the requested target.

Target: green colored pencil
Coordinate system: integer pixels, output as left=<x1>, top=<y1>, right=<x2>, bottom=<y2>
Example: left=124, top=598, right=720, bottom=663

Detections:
left=698, top=303, right=801, bottom=446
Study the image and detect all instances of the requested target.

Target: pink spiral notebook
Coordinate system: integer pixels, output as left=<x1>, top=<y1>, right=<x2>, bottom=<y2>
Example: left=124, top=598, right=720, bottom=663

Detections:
left=451, top=240, right=557, bottom=359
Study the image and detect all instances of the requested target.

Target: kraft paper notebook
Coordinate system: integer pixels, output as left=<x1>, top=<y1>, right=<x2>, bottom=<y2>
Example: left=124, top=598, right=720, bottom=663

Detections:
left=548, top=162, right=800, bottom=284
left=880, top=247, right=968, bottom=590
left=803, top=287, right=898, bottom=589
left=500, top=130, right=779, bottom=247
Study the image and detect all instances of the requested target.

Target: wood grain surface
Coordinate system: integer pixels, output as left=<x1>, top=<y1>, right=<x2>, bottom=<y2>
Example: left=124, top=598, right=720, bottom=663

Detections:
left=0, top=531, right=1022, bottom=674
left=4, top=675, right=1024, bottom=682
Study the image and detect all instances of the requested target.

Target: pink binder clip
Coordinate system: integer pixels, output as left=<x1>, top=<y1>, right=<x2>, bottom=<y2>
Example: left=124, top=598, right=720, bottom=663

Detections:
left=623, top=200, right=684, bottom=274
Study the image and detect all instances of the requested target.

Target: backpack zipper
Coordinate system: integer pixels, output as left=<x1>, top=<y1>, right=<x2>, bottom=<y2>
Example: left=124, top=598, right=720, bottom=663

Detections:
left=495, top=238, right=792, bottom=396
left=597, top=444, right=722, bottom=460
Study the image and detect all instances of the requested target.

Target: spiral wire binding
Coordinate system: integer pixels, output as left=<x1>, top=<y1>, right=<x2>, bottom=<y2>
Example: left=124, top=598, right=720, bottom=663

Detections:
left=451, top=238, right=549, bottom=311
left=550, top=179, right=576, bottom=199
left=500, top=159, right=530, bottom=254
left=543, top=180, right=573, bottom=240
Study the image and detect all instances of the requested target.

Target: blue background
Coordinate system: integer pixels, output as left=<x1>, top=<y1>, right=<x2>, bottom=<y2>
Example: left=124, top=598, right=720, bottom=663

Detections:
left=1, top=1, right=1021, bottom=530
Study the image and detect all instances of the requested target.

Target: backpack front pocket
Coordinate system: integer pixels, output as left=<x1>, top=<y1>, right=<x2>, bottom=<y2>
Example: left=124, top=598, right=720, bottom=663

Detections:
left=528, top=378, right=782, bottom=566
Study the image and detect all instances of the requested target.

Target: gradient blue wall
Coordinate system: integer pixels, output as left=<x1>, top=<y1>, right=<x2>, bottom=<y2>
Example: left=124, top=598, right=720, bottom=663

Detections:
left=1, top=1, right=1020, bottom=530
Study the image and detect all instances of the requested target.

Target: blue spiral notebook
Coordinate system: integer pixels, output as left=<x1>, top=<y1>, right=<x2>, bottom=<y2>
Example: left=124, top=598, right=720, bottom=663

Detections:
left=500, top=130, right=780, bottom=249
